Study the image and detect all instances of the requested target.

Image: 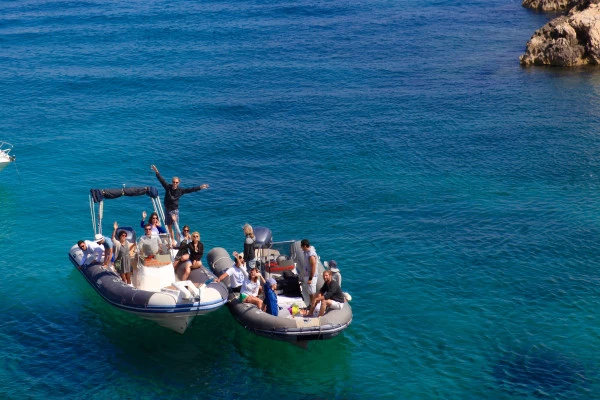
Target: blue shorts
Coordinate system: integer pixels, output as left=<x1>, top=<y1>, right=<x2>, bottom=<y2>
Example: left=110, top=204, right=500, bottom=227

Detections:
left=165, top=209, right=179, bottom=225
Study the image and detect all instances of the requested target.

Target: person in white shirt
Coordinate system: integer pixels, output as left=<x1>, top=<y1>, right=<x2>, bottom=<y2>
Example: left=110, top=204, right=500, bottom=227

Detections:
left=215, top=251, right=248, bottom=293
left=240, top=267, right=264, bottom=310
left=77, top=239, right=104, bottom=267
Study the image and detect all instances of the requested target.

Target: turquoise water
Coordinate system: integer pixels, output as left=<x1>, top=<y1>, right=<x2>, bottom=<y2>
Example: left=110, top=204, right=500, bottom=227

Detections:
left=1, top=0, right=600, bottom=398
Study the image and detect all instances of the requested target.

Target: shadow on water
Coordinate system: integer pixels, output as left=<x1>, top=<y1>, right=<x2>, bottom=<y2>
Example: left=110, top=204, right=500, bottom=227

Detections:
left=492, top=344, right=590, bottom=398
left=70, top=274, right=358, bottom=399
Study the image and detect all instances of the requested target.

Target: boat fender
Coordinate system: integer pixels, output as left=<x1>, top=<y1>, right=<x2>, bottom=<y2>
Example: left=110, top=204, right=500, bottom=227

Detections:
left=343, top=292, right=352, bottom=302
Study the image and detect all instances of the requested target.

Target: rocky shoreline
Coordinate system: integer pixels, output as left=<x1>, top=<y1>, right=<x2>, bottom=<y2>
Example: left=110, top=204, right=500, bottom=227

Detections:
left=520, top=0, right=600, bottom=66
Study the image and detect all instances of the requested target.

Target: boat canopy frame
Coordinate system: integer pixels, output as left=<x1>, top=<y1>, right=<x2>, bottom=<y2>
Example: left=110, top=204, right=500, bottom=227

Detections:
left=88, top=186, right=166, bottom=237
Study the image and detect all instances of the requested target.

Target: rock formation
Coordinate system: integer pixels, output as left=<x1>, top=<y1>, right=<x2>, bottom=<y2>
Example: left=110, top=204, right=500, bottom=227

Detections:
left=520, top=1, right=600, bottom=66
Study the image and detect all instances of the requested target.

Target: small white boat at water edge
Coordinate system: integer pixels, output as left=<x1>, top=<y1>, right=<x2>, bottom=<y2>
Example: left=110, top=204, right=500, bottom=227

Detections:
left=0, top=142, right=15, bottom=172
left=68, top=186, right=228, bottom=333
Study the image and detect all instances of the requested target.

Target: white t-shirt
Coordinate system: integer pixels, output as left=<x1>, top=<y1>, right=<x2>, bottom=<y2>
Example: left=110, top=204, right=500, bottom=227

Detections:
left=225, top=264, right=248, bottom=288
left=81, top=240, right=104, bottom=265
left=241, top=278, right=260, bottom=296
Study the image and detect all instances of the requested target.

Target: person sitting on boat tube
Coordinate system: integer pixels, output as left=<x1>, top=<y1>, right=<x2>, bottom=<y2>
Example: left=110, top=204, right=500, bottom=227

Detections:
left=308, top=270, right=345, bottom=317
left=140, top=211, right=166, bottom=236
left=215, top=251, right=248, bottom=293
left=77, top=239, right=104, bottom=268
left=95, top=233, right=114, bottom=268
left=239, top=267, right=264, bottom=310
left=151, top=164, right=209, bottom=245
left=300, top=239, right=319, bottom=305
left=173, top=231, right=204, bottom=281
left=263, top=277, right=279, bottom=316
left=327, top=260, right=342, bottom=288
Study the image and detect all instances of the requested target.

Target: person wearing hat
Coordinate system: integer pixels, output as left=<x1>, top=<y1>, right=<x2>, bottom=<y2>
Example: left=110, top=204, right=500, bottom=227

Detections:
left=215, top=251, right=248, bottom=293
left=95, top=233, right=114, bottom=268
left=328, top=260, right=342, bottom=288
left=263, top=277, right=279, bottom=316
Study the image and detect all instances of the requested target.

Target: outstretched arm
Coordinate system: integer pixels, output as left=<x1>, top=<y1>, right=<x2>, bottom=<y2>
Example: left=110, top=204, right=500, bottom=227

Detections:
left=112, top=221, right=119, bottom=242
left=182, top=183, right=209, bottom=194
left=151, top=165, right=169, bottom=190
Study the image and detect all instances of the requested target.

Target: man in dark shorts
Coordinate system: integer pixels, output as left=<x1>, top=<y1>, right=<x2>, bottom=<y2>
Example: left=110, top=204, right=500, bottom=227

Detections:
left=151, top=164, right=209, bottom=244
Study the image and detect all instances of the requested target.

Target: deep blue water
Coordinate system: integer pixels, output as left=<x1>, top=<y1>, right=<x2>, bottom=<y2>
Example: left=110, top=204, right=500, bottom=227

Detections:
left=1, top=0, right=600, bottom=398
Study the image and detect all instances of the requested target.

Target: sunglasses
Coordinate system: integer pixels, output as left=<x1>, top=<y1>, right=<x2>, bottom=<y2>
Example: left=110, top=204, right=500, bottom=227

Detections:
left=182, top=229, right=189, bottom=232
left=145, top=228, right=152, bottom=231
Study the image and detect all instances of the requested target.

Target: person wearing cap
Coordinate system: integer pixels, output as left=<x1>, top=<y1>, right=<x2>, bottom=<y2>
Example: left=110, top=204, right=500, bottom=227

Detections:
left=263, top=277, right=279, bottom=316
left=300, top=239, right=319, bottom=304
left=77, top=239, right=104, bottom=268
left=151, top=164, right=209, bottom=245
left=328, top=260, right=342, bottom=288
left=94, top=234, right=114, bottom=268
left=215, top=251, right=248, bottom=293
left=308, top=269, right=345, bottom=317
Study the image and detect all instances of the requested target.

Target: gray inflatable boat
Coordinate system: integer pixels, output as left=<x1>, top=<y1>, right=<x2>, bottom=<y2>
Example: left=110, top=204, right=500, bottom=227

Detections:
left=207, top=229, right=352, bottom=344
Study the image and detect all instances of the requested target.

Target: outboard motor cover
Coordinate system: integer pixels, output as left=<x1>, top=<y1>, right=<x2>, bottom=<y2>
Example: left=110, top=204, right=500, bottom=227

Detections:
left=253, top=226, right=272, bottom=248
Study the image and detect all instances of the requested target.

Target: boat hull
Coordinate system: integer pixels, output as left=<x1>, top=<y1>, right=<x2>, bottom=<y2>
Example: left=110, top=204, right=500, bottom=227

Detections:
left=208, top=246, right=352, bottom=344
left=69, top=245, right=228, bottom=333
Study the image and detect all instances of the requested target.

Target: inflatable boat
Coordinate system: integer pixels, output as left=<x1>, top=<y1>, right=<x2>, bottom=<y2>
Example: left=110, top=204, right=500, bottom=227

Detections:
left=208, top=227, right=352, bottom=345
left=68, top=186, right=228, bottom=333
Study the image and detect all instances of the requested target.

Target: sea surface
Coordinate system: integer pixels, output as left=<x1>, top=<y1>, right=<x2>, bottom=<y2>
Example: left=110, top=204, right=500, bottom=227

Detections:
left=1, top=0, right=599, bottom=398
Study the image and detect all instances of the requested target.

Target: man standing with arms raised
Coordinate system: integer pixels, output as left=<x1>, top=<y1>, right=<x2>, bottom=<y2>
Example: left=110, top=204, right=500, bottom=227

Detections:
left=151, top=164, right=209, bottom=245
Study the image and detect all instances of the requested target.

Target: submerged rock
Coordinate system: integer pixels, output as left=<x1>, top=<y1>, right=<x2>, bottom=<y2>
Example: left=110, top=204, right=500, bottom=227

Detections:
left=520, top=3, right=600, bottom=66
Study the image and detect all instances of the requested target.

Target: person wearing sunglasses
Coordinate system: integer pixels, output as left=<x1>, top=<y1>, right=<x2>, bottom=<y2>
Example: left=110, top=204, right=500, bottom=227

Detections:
left=112, top=221, right=136, bottom=286
left=139, top=224, right=164, bottom=258
left=151, top=164, right=209, bottom=245
left=140, top=211, right=166, bottom=236
left=174, top=231, right=204, bottom=281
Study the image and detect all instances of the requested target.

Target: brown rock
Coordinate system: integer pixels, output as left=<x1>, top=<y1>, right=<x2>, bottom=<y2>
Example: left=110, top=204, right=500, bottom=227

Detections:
left=520, top=3, right=600, bottom=66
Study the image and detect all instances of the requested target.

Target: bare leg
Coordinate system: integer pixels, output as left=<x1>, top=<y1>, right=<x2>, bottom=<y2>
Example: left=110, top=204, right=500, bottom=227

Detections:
left=318, top=299, right=329, bottom=317
left=181, top=261, right=192, bottom=281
